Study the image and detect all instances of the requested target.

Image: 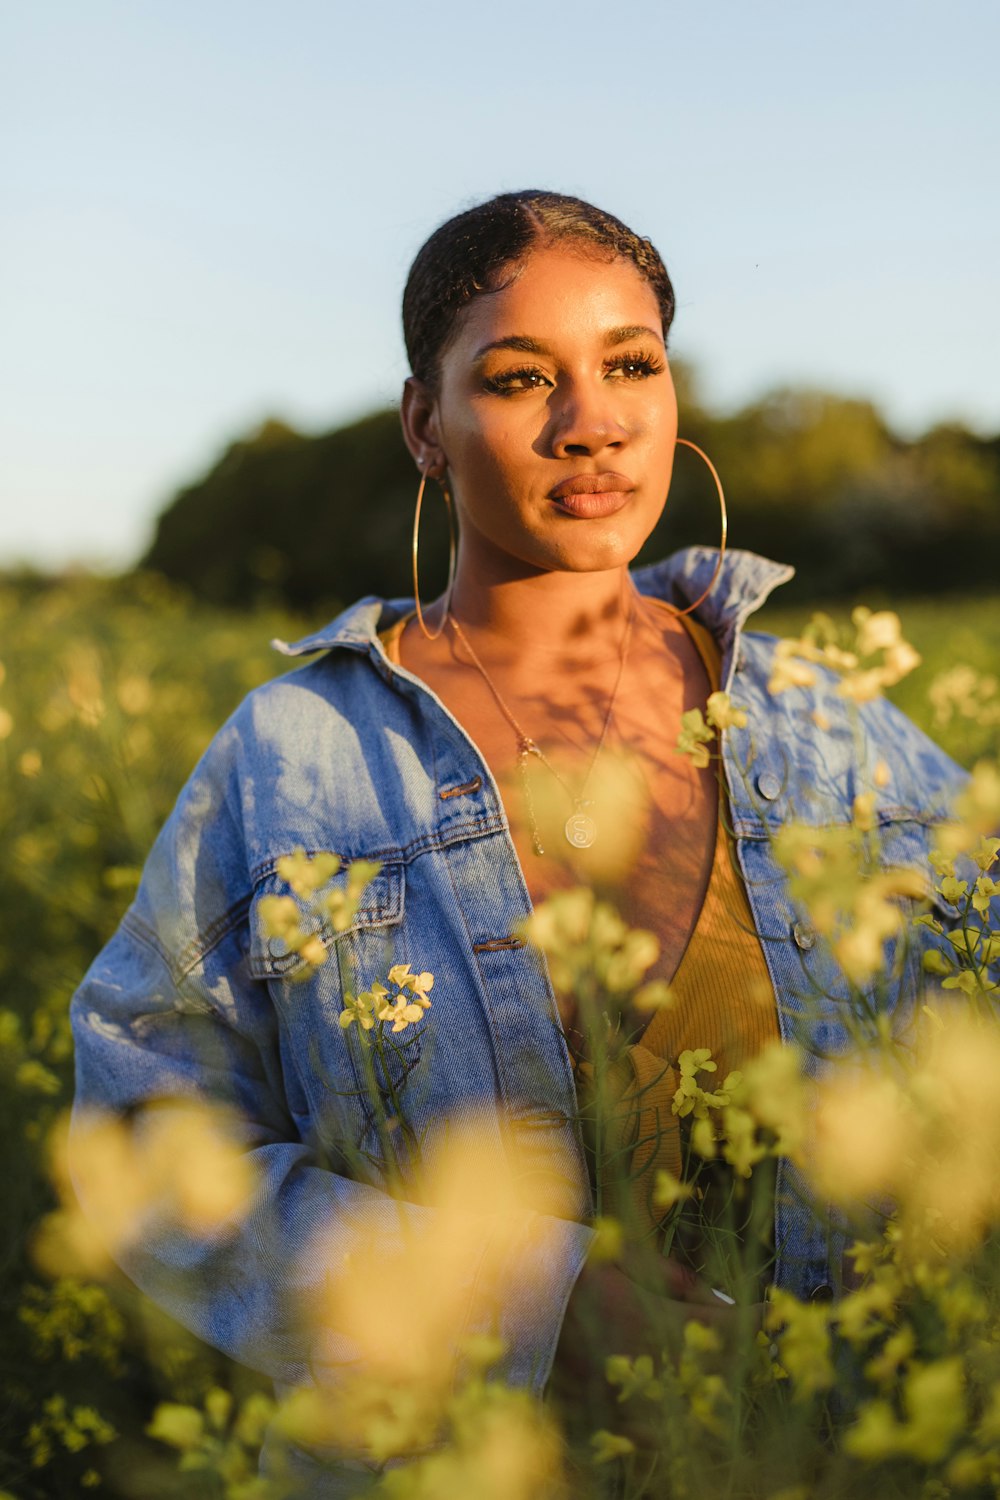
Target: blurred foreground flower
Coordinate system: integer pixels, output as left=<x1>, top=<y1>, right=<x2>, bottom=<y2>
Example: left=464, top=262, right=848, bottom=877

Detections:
left=768, top=608, right=920, bottom=702
left=806, top=1008, right=1000, bottom=1254
left=281, top=1118, right=571, bottom=1467
left=519, top=888, right=661, bottom=1016
left=675, top=691, right=747, bottom=768
left=35, top=1102, right=257, bottom=1279
left=773, top=820, right=927, bottom=985
left=520, top=747, right=651, bottom=884
left=258, top=849, right=382, bottom=973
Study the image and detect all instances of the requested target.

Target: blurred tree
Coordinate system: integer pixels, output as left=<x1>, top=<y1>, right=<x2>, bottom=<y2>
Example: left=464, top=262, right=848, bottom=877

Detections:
left=142, top=368, right=1000, bottom=611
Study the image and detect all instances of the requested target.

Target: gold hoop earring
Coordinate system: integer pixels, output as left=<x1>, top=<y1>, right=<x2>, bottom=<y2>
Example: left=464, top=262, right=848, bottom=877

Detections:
left=412, top=467, right=457, bottom=641
left=665, top=438, right=728, bottom=619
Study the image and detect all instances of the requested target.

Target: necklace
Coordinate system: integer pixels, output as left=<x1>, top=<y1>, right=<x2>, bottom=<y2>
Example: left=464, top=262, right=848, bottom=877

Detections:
left=447, top=597, right=636, bottom=855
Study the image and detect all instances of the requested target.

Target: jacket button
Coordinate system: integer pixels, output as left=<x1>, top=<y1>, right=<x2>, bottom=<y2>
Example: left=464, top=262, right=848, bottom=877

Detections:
left=793, top=921, right=816, bottom=951
left=756, top=771, right=781, bottom=801
left=810, top=1283, right=834, bottom=1303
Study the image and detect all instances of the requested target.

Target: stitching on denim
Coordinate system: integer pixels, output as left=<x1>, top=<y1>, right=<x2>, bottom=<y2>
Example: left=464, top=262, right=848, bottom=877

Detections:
left=120, top=907, right=174, bottom=969
left=174, top=895, right=253, bottom=981
left=247, top=817, right=507, bottom=886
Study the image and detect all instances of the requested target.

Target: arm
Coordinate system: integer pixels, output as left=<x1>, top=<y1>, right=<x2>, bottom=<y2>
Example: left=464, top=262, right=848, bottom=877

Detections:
left=69, top=716, right=593, bottom=1398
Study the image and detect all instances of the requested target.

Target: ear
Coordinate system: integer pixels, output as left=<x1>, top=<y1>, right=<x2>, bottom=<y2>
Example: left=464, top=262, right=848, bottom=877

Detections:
left=400, top=376, right=447, bottom=478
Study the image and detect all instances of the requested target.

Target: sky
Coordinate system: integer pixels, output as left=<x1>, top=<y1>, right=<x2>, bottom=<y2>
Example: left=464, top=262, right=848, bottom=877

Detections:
left=2, top=0, right=998, bottom=570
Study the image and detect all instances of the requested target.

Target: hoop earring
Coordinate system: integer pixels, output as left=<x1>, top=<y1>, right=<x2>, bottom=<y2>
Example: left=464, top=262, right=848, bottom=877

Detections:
left=665, top=438, right=728, bottom=619
left=412, top=467, right=457, bottom=641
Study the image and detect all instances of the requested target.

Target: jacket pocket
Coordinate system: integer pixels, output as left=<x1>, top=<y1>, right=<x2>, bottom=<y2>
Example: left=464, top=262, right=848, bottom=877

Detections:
left=247, top=860, right=406, bottom=982
left=246, top=860, right=410, bottom=1172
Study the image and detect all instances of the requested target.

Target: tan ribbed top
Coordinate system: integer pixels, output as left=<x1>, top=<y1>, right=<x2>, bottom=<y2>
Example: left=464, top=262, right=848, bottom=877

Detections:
left=380, top=609, right=779, bottom=1242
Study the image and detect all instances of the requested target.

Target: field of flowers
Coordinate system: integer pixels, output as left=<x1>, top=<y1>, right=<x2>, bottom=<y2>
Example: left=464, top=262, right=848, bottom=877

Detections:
left=1, top=570, right=999, bottom=1499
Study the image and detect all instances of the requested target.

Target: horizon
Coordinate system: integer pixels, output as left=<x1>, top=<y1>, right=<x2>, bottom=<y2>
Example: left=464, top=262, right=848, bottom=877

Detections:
left=3, top=0, right=998, bottom=569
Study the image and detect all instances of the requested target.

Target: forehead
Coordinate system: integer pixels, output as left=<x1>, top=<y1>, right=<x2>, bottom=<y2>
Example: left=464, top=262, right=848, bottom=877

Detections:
left=450, top=244, right=664, bottom=353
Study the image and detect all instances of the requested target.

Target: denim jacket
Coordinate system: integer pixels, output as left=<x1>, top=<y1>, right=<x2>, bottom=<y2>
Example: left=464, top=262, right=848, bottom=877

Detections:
left=70, top=547, right=966, bottom=1480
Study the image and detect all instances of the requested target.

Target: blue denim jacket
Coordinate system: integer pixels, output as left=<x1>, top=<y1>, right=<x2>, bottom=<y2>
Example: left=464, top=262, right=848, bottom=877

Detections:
left=70, top=547, right=966, bottom=1480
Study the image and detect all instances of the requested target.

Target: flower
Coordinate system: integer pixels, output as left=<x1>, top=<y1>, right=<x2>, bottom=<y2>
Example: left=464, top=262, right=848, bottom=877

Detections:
left=652, top=1170, right=694, bottom=1211
left=339, top=991, right=378, bottom=1031
left=764, top=1290, right=834, bottom=1400
left=705, top=691, right=748, bottom=731
left=387, top=963, right=434, bottom=1002
left=375, top=995, right=427, bottom=1034
left=605, top=1353, right=663, bottom=1403
left=675, top=707, right=714, bottom=767
left=276, top=847, right=341, bottom=898
left=591, top=1430, right=636, bottom=1464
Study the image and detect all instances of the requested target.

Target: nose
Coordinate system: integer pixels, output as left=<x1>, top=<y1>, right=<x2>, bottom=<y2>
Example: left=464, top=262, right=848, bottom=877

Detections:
left=548, top=379, right=629, bottom=459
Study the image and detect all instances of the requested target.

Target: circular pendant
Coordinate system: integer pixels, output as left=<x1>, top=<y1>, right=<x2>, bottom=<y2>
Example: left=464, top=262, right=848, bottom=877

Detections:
left=565, top=811, right=597, bottom=849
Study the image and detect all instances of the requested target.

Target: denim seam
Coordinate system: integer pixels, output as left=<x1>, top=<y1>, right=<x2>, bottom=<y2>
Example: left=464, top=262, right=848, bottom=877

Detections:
left=246, top=817, right=507, bottom=886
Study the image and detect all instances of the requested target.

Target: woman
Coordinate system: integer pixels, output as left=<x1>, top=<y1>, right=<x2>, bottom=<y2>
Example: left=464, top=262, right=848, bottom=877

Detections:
left=69, top=191, right=965, bottom=1492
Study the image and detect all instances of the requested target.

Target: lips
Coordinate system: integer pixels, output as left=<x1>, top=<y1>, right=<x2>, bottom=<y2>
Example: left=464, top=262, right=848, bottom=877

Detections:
left=548, top=471, right=634, bottom=519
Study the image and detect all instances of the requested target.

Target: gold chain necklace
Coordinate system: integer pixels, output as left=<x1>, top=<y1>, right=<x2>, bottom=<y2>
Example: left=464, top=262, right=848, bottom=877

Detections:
left=447, top=597, right=636, bottom=855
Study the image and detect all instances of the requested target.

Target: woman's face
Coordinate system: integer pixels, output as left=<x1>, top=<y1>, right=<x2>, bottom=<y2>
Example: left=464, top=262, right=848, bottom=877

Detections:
left=419, top=244, right=678, bottom=579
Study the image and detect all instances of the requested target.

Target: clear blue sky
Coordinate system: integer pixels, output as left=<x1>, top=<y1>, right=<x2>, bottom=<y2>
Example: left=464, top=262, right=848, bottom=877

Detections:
left=3, top=0, right=997, bottom=569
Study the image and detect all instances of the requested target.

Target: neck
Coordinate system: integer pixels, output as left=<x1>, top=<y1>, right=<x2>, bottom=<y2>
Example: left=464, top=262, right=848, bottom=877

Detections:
left=445, top=558, right=636, bottom=667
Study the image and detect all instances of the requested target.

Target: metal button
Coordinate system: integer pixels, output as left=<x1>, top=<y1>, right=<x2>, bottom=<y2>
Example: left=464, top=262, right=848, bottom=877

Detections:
left=809, top=1283, right=834, bottom=1303
left=793, top=921, right=816, bottom=951
left=756, top=771, right=781, bottom=801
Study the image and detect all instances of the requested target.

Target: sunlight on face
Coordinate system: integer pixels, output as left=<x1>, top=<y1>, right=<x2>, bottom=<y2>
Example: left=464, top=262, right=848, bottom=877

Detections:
left=433, top=244, right=678, bottom=581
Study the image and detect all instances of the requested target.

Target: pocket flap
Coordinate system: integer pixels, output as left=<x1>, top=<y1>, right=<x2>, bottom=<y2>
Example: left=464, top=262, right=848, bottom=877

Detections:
left=247, top=860, right=405, bottom=979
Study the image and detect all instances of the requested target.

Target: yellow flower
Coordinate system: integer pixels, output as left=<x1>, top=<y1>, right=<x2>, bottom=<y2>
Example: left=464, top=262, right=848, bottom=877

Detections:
left=768, top=657, right=817, bottom=694
left=675, top=707, right=714, bottom=767
left=376, top=996, right=427, bottom=1034
left=588, top=1216, right=625, bottom=1263
left=972, top=835, right=1000, bottom=872
left=765, top=1291, right=834, bottom=1400
left=929, top=847, right=957, bottom=878
left=257, top=893, right=302, bottom=944
left=852, top=791, right=876, bottom=832
left=691, top=1116, right=717, bottom=1159
left=605, top=1353, right=663, bottom=1403
left=835, top=1278, right=897, bottom=1346
left=339, top=992, right=376, bottom=1031
left=146, top=1402, right=205, bottom=1450
left=705, top=691, right=748, bottom=730
left=844, top=1397, right=902, bottom=1461
left=735, top=1041, right=810, bottom=1161
left=632, top=980, right=674, bottom=1013
left=864, top=1325, right=916, bottom=1387
left=275, top=847, right=341, bottom=898
left=972, top=874, right=1000, bottom=916
left=591, top=1430, right=636, bottom=1464
left=902, top=1359, right=966, bottom=1462
left=938, top=875, right=968, bottom=904
left=720, top=1105, right=768, bottom=1178
left=652, top=1170, right=693, bottom=1211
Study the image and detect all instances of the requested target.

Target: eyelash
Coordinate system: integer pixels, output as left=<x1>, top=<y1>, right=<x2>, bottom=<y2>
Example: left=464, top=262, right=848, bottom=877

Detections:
left=482, top=349, right=665, bottom=395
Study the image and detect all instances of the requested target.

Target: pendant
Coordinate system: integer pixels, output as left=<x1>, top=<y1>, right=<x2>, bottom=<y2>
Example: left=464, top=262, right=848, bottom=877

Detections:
left=564, top=807, right=597, bottom=849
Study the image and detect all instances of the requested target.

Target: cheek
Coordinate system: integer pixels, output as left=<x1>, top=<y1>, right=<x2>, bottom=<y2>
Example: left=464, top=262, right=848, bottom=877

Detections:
left=454, top=409, right=531, bottom=481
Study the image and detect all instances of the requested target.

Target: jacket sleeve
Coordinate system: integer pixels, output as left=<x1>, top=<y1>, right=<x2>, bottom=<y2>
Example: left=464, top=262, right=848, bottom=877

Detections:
left=68, top=713, right=594, bottom=1397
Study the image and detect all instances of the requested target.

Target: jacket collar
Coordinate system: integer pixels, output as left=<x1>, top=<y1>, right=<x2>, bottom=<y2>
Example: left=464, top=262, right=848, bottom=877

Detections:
left=271, top=546, right=795, bottom=659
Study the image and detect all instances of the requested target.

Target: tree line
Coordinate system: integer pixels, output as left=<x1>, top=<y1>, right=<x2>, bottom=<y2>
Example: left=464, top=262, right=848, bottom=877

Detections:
left=142, top=363, right=1000, bottom=611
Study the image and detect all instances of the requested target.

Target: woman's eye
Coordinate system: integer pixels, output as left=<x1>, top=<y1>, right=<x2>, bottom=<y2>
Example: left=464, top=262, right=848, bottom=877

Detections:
left=605, top=351, right=664, bottom=381
left=482, top=367, right=550, bottom=394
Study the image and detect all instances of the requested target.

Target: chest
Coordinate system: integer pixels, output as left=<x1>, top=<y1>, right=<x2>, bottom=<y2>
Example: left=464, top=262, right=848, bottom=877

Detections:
left=398, top=626, right=719, bottom=1004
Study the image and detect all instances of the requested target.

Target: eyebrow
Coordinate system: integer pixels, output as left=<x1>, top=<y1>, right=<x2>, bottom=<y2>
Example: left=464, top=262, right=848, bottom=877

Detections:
left=472, top=324, right=664, bottom=362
